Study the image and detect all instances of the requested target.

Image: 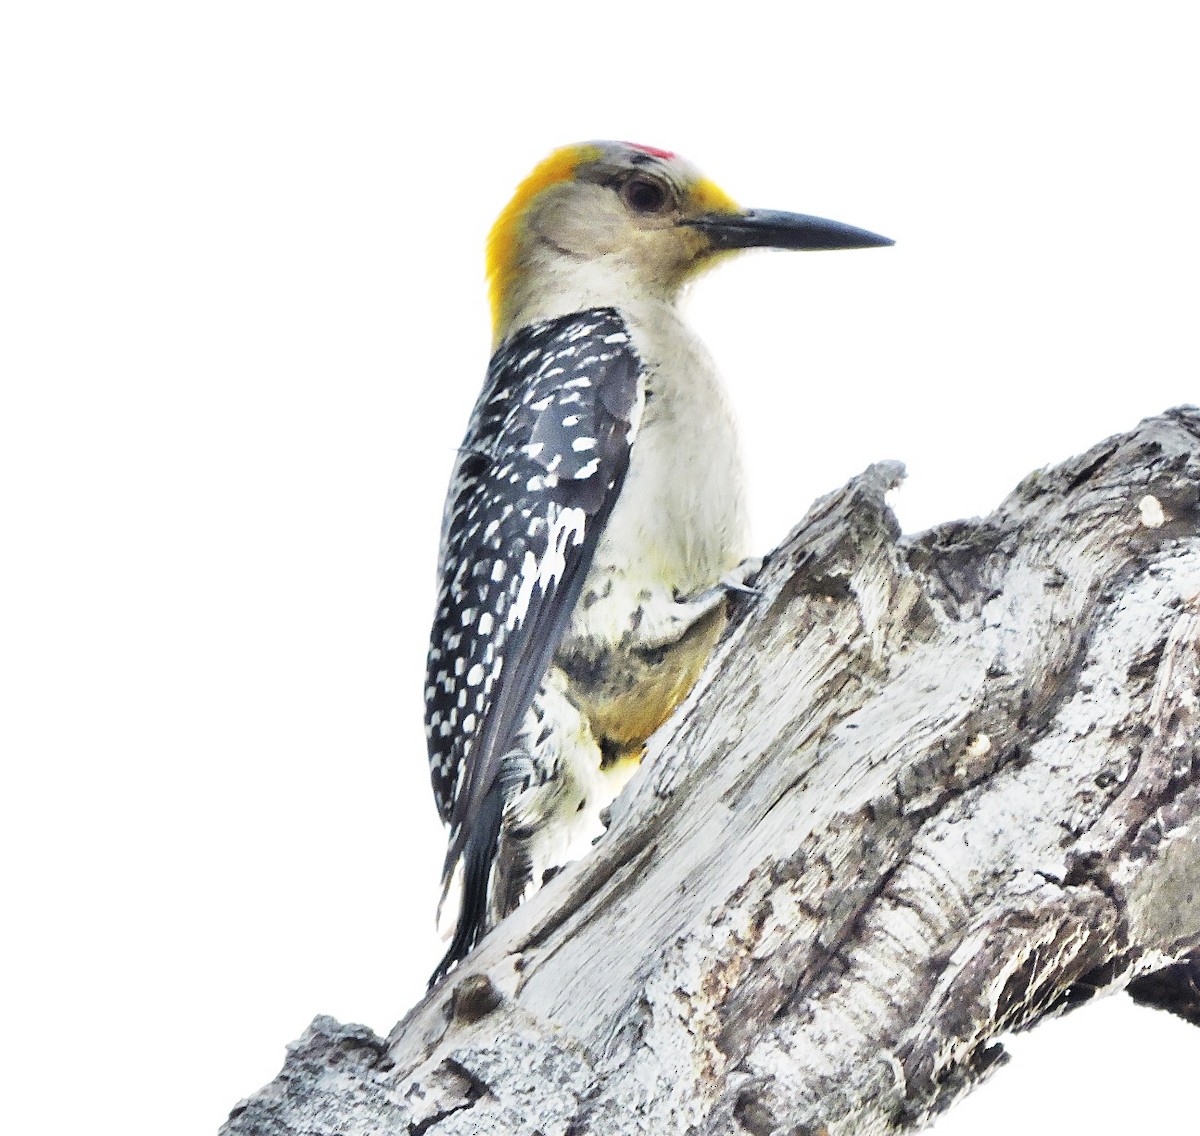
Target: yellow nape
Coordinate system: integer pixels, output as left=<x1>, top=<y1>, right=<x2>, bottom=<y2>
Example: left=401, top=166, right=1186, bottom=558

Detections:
left=486, top=144, right=602, bottom=340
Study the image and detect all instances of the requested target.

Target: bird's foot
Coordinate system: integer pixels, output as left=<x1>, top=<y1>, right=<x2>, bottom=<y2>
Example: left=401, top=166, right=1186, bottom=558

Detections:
left=718, top=555, right=764, bottom=596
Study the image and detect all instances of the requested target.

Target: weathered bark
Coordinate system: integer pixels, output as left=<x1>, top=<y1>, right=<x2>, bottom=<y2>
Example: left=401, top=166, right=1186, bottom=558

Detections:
left=224, top=408, right=1200, bottom=1136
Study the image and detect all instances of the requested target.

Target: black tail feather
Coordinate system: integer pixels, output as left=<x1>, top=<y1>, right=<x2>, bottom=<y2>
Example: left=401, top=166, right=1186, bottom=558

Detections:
left=429, top=782, right=504, bottom=988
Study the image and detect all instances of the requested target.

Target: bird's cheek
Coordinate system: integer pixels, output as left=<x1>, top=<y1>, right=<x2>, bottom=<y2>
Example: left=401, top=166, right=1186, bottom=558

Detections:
left=531, top=196, right=625, bottom=257
left=674, top=228, right=730, bottom=282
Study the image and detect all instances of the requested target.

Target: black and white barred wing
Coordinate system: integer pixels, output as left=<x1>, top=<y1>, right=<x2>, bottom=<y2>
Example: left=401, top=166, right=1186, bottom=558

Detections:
left=425, top=309, right=643, bottom=853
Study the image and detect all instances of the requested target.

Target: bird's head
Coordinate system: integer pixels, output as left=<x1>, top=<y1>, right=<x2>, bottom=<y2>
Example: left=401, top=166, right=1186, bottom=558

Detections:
left=487, top=141, right=892, bottom=343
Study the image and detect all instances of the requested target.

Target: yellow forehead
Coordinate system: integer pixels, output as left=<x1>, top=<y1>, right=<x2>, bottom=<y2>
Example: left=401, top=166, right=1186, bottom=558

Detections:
left=688, top=176, right=739, bottom=216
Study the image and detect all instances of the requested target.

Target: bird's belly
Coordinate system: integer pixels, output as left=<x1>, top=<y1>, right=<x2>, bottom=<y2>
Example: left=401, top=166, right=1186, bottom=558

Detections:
left=555, top=591, right=726, bottom=761
left=555, top=357, right=747, bottom=757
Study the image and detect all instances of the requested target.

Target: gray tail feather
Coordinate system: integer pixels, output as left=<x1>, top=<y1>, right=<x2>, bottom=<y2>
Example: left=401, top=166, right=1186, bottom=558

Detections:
left=428, top=781, right=503, bottom=988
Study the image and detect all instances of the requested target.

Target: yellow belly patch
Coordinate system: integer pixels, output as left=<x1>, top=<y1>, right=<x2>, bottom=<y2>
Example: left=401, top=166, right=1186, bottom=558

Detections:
left=561, top=605, right=725, bottom=766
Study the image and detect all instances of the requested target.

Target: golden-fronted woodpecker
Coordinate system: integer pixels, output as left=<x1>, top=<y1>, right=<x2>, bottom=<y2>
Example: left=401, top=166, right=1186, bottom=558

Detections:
left=425, top=141, right=891, bottom=983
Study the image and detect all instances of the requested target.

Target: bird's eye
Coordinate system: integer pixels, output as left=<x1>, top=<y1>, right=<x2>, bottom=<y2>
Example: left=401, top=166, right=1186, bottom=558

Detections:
left=621, top=176, right=671, bottom=215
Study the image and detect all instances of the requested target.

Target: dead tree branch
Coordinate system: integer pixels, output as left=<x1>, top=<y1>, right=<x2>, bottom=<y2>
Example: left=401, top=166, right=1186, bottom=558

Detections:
left=224, top=408, right=1200, bottom=1136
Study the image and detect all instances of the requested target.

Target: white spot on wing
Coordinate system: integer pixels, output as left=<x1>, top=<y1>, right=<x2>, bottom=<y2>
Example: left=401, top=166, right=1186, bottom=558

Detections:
left=509, top=550, right=539, bottom=629
left=536, top=503, right=586, bottom=591
left=505, top=505, right=587, bottom=629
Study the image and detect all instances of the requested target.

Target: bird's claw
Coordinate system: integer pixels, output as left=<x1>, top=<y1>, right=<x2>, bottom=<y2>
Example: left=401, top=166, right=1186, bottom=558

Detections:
left=720, top=556, right=764, bottom=596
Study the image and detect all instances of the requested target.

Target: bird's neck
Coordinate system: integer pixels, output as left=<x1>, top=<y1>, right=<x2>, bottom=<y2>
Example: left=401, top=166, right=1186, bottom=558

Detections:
left=494, top=251, right=679, bottom=347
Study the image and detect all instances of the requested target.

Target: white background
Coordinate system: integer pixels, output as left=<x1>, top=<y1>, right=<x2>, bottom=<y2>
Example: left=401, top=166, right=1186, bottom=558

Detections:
left=2, top=3, right=1197, bottom=1133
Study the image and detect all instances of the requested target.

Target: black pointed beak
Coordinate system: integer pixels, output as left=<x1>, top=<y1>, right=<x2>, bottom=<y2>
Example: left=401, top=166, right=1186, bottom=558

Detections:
left=682, top=208, right=893, bottom=251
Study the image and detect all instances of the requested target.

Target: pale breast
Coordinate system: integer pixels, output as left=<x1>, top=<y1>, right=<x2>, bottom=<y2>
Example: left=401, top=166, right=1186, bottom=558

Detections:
left=570, top=301, right=749, bottom=648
